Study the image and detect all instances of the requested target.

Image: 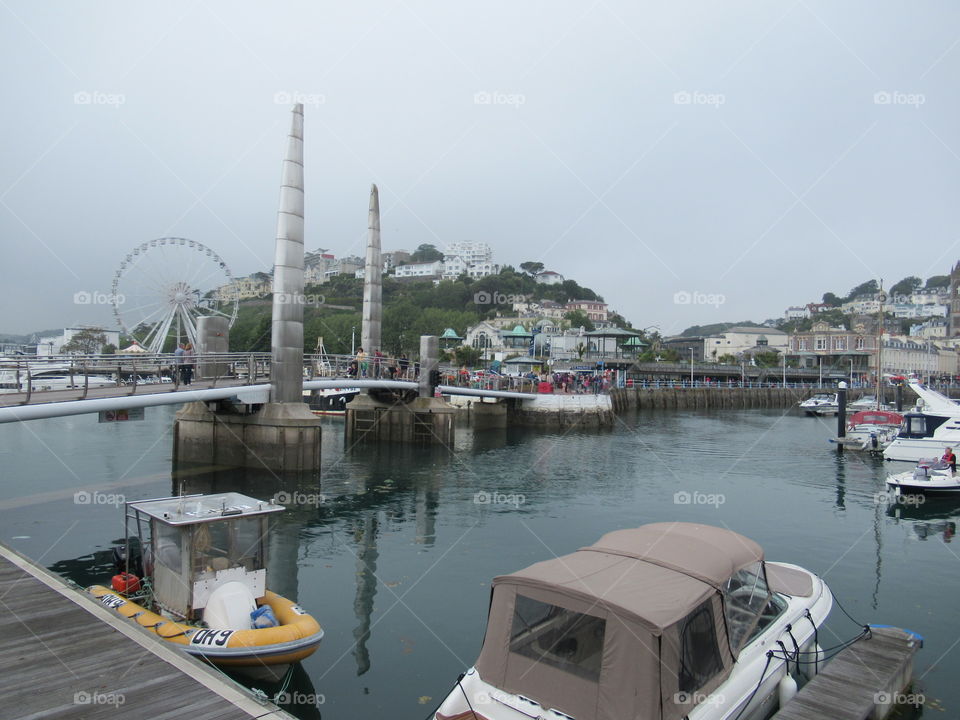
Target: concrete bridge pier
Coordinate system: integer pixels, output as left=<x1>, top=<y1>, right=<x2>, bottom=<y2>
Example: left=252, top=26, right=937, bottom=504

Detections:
left=466, top=399, right=508, bottom=430
left=345, top=336, right=455, bottom=446
left=173, top=103, right=321, bottom=471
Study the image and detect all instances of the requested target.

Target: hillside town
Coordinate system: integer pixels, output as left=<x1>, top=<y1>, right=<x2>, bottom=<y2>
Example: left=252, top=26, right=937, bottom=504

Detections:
left=8, top=244, right=960, bottom=384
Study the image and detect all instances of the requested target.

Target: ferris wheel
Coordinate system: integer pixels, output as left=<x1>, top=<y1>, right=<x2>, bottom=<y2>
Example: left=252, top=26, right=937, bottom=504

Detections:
left=111, top=237, right=239, bottom=354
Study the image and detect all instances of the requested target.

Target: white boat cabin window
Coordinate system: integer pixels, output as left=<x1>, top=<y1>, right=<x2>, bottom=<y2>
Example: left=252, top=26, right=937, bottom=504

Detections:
left=509, top=594, right=606, bottom=681
left=192, top=517, right=264, bottom=573
left=723, top=562, right=786, bottom=651
left=154, top=522, right=183, bottom=574
left=678, top=599, right=724, bottom=694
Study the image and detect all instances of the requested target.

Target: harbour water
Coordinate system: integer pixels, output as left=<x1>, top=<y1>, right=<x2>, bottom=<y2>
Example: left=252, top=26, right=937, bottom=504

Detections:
left=1, top=404, right=953, bottom=718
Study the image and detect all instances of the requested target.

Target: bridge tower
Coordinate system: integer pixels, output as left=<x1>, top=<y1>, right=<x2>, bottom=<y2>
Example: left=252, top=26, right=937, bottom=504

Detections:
left=173, top=104, right=322, bottom=471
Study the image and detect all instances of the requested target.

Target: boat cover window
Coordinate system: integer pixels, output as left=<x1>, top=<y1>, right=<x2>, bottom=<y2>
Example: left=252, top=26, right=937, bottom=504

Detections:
left=509, top=594, right=606, bottom=681
left=723, top=562, right=774, bottom=652
left=902, top=414, right=948, bottom=439
left=678, top=599, right=723, bottom=693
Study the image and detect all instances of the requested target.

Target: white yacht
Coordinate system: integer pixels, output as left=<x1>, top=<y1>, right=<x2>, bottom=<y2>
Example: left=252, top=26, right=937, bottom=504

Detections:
left=434, top=523, right=832, bottom=720
left=0, top=364, right=117, bottom=393
left=883, top=382, right=960, bottom=463
left=798, top=392, right=838, bottom=415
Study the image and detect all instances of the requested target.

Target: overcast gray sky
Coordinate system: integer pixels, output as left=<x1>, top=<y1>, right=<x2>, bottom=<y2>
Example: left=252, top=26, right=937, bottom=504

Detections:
left=2, top=1, right=959, bottom=337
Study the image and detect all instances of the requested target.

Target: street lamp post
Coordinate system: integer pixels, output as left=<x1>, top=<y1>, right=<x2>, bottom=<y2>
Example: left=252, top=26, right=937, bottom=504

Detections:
left=351, top=327, right=356, bottom=356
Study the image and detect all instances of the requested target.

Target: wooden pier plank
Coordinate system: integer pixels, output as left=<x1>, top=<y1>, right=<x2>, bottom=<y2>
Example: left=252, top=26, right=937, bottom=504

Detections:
left=772, top=627, right=920, bottom=720
left=0, top=543, right=292, bottom=720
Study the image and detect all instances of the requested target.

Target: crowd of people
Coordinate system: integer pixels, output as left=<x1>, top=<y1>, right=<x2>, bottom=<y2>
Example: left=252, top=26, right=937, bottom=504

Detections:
left=345, top=348, right=414, bottom=380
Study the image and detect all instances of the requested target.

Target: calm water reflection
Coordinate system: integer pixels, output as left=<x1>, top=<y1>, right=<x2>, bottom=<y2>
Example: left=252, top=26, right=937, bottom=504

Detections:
left=2, top=404, right=957, bottom=718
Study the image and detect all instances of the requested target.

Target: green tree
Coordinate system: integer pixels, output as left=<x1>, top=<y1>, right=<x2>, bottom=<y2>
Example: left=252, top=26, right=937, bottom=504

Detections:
left=926, top=275, right=950, bottom=290
left=61, top=328, right=107, bottom=354
left=753, top=351, right=781, bottom=367
left=846, top=279, right=878, bottom=300
left=101, top=343, right=117, bottom=355
left=717, top=353, right=737, bottom=364
left=451, top=345, right=482, bottom=367
left=889, top=276, right=922, bottom=298
left=821, top=292, right=843, bottom=307
left=563, top=310, right=595, bottom=331
left=519, top=261, right=545, bottom=276
left=410, top=244, right=444, bottom=262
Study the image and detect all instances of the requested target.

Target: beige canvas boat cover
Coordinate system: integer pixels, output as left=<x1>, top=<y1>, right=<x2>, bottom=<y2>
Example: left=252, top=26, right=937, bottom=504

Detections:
left=475, top=523, right=765, bottom=720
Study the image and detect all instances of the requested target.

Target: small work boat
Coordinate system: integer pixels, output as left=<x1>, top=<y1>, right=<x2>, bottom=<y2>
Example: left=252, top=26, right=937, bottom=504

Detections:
left=434, top=522, right=832, bottom=720
left=886, top=458, right=960, bottom=496
left=88, top=492, right=324, bottom=668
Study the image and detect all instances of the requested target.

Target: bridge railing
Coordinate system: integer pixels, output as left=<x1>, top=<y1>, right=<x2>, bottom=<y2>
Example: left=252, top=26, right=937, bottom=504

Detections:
left=0, top=352, right=425, bottom=399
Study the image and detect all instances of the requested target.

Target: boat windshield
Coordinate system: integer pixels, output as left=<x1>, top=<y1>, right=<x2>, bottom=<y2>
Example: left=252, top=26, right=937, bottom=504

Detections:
left=723, top=562, right=785, bottom=652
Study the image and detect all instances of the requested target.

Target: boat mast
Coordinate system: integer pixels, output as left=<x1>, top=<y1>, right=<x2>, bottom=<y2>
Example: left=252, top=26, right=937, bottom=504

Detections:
left=875, top=280, right=883, bottom=410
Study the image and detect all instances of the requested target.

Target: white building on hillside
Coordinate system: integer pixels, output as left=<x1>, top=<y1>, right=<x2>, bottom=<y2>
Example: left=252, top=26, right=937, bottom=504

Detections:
left=394, top=260, right=443, bottom=279
left=445, top=242, right=492, bottom=266
left=784, top=306, right=809, bottom=320
left=535, top=271, right=564, bottom=285
left=37, top=327, right=121, bottom=356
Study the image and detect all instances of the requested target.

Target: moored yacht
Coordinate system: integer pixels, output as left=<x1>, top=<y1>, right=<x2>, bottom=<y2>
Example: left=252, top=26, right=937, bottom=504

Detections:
left=883, top=382, right=960, bottom=463
left=798, top=392, right=837, bottom=415
left=434, top=523, right=832, bottom=720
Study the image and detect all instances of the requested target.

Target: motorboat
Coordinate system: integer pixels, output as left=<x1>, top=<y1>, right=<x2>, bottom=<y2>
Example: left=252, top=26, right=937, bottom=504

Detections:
left=303, top=387, right=359, bottom=416
left=886, top=458, right=960, bottom=496
left=883, top=382, right=960, bottom=463
left=840, top=410, right=903, bottom=451
left=848, top=395, right=888, bottom=412
left=434, top=523, right=832, bottom=720
left=0, top=364, right=117, bottom=393
left=88, top=493, right=324, bottom=668
left=798, top=392, right=838, bottom=415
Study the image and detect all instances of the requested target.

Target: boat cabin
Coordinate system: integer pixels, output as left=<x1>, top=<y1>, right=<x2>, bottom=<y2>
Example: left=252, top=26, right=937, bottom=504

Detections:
left=474, top=523, right=809, bottom=720
left=126, top=493, right=284, bottom=621
left=898, top=412, right=951, bottom=439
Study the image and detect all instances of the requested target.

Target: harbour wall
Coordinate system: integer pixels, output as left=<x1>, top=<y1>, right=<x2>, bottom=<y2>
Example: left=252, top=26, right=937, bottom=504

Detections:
left=608, top=387, right=932, bottom=412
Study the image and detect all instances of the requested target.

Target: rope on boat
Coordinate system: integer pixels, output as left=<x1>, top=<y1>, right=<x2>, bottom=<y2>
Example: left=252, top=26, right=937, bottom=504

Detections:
left=731, top=651, right=774, bottom=720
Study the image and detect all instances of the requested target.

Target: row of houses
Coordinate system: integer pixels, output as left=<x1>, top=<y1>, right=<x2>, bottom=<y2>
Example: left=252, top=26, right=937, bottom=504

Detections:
left=784, top=290, right=950, bottom=322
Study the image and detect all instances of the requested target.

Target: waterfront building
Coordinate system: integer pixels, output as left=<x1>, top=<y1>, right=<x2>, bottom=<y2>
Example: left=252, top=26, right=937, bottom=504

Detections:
left=663, top=335, right=706, bottom=362
left=881, top=336, right=956, bottom=377
left=788, top=321, right=876, bottom=373
left=704, top=326, right=788, bottom=360
left=36, top=326, right=121, bottom=356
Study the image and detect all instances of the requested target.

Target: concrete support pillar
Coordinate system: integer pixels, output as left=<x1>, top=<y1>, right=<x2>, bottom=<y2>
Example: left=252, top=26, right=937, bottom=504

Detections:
left=361, top=185, right=382, bottom=356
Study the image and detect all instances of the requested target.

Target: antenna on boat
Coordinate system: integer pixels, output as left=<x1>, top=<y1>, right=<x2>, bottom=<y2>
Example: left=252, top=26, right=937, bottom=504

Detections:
left=876, top=280, right=883, bottom=411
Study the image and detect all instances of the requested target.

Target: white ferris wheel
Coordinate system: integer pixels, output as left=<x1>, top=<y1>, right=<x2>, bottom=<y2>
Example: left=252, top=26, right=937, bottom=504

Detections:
left=111, top=237, right=239, bottom=354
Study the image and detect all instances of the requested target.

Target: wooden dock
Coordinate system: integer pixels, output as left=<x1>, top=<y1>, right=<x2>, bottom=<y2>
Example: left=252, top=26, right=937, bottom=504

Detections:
left=772, top=626, right=922, bottom=720
left=0, top=542, right=293, bottom=719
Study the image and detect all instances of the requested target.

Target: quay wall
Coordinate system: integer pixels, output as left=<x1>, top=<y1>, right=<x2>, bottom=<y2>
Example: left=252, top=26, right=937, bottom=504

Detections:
left=610, top=387, right=884, bottom=412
